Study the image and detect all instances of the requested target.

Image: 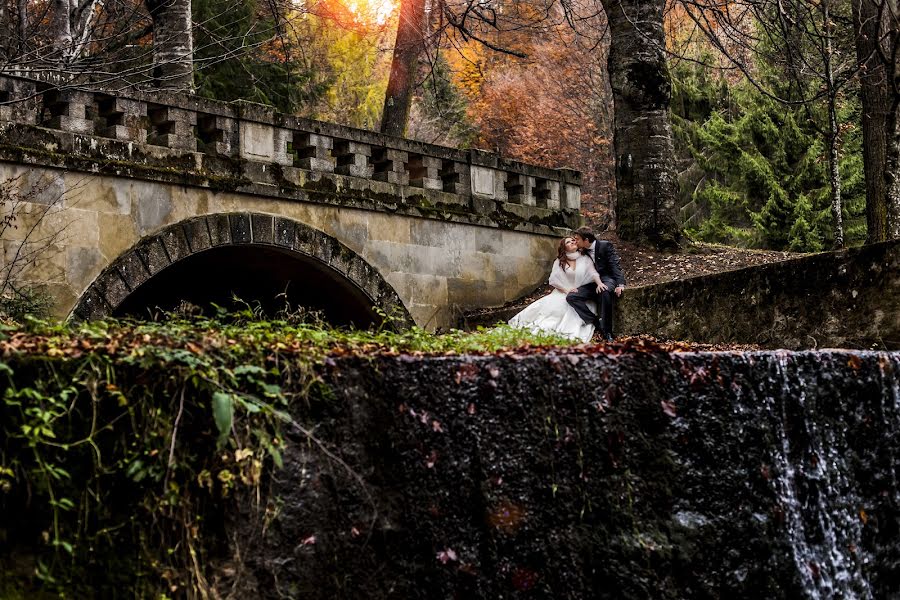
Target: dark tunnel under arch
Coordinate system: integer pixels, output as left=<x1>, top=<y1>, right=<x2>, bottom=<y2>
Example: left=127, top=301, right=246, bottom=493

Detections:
left=72, top=213, right=413, bottom=328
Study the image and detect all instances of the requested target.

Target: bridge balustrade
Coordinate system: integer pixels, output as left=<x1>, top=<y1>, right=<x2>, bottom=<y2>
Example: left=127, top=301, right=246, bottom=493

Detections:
left=0, top=74, right=581, bottom=232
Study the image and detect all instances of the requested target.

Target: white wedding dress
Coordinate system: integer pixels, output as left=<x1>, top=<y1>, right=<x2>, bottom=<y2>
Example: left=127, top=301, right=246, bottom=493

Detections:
left=509, top=255, right=599, bottom=343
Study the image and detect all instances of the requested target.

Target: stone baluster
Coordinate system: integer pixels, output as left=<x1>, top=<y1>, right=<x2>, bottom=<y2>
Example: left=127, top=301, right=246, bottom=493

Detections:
left=0, top=78, right=38, bottom=123
left=96, top=95, right=147, bottom=143
left=333, top=140, right=373, bottom=178
left=196, top=113, right=234, bottom=156
left=439, top=160, right=468, bottom=194
left=505, top=172, right=534, bottom=206
left=273, top=127, right=293, bottom=166
left=534, top=178, right=560, bottom=209
left=293, top=132, right=334, bottom=172
left=408, top=154, right=442, bottom=189
left=372, top=148, right=409, bottom=185
left=559, top=168, right=581, bottom=210
left=147, top=104, right=197, bottom=151
left=42, top=89, right=96, bottom=135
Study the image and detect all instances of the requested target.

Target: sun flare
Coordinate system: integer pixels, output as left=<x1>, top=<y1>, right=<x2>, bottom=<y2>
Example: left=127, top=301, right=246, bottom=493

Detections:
left=346, top=0, right=397, bottom=25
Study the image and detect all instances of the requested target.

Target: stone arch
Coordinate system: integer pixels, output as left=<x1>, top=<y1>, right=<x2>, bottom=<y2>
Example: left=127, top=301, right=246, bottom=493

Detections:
left=72, top=212, right=413, bottom=328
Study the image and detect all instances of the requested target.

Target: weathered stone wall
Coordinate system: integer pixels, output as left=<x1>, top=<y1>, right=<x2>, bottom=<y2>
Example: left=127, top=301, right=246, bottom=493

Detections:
left=618, top=240, right=900, bottom=349
left=233, top=350, right=900, bottom=599
left=0, top=162, right=559, bottom=328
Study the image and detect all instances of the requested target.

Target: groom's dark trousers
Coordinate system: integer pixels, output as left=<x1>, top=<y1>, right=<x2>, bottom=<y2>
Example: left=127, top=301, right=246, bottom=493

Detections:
left=567, top=278, right=616, bottom=336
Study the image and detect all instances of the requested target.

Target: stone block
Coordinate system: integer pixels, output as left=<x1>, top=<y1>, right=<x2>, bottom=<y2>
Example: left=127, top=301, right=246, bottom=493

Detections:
left=0, top=78, right=38, bottom=123
left=365, top=213, right=411, bottom=243
left=96, top=96, right=147, bottom=143
left=274, top=128, right=293, bottom=166
left=534, top=179, right=560, bottom=209
left=73, top=287, right=109, bottom=321
left=206, top=214, right=231, bottom=246
left=241, top=161, right=274, bottom=186
left=66, top=246, right=105, bottom=292
left=295, top=227, right=333, bottom=264
left=251, top=213, right=274, bottom=244
left=447, top=276, right=504, bottom=308
left=334, top=140, right=373, bottom=178
left=42, top=90, right=96, bottom=135
left=94, top=270, right=130, bottom=309
left=115, top=251, right=151, bottom=291
left=239, top=121, right=275, bottom=161
left=468, top=148, right=499, bottom=168
left=385, top=272, right=448, bottom=306
left=505, top=173, right=534, bottom=206
left=183, top=217, right=212, bottom=252
left=346, top=256, right=374, bottom=288
left=294, top=132, right=335, bottom=172
left=439, top=160, right=468, bottom=195
left=160, top=225, right=191, bottom=263
left=274, top=217, right=296, bottom=248
left=470, top=195, right=496, bottom=216
left=134, top=237, right=170, bottom=275
left=561, top=183, right=581, bottom=210
left=147, top=105, right=197, bottom=151
left=329, top=246, right=354, bottom=274
left=196, top=113, right=234, bottom=156
left=230, top=213, right=252, bottom=244
left=372, top=148, right=409, bottom=186
left=408, top=155, right=442, bottom=190
left=470, top=166, right=496, bottom=198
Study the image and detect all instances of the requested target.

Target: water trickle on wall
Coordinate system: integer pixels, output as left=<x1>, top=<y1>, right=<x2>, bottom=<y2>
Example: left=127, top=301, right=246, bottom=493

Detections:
left=768, top=354, right=874, bottom=599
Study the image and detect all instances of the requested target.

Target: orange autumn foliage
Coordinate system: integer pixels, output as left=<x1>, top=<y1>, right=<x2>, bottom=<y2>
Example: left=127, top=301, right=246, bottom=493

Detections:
left=451, top=30, right=615, bottom=217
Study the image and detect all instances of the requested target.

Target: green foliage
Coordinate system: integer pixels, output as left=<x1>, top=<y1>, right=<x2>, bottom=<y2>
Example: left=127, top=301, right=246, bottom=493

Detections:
left=0, top=315, right=575, bottom=596
left=417, top=53, right=478, bottom=147
left=671, top=61, right=867, bottom=251
left=305, top=15, right=392, bottom=129
left=0, top=286, right=53, bottom=321
left=193, top=0, right=325, bottom=114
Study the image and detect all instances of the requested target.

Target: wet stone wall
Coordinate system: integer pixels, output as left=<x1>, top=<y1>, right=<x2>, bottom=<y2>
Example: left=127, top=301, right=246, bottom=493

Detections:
left=233, top=350, right=900, bottom=599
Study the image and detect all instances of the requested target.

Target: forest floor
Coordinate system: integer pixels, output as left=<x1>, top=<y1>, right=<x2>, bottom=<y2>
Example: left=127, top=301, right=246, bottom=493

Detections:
left=599, top=231, right=803, bottom=288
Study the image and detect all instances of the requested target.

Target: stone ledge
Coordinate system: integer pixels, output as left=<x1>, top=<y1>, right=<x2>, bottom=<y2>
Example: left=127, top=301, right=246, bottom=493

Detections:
left=617, top=239, right=900, bottom=349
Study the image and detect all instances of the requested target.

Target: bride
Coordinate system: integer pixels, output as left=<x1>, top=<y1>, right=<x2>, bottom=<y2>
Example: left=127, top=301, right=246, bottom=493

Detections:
left=509, top=236, right=602, bottom=343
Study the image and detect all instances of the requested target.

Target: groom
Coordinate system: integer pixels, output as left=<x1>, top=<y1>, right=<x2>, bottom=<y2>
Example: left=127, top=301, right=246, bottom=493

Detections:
left=567, top=227, right=625, bottom=341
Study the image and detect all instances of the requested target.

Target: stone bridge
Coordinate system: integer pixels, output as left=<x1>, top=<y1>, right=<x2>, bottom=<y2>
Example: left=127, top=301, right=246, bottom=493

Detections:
left=0, top=74, right=581, bottom=329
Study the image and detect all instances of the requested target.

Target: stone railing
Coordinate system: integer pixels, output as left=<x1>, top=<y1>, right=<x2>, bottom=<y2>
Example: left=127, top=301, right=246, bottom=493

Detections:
left=0, top=74, right=581, bottom=233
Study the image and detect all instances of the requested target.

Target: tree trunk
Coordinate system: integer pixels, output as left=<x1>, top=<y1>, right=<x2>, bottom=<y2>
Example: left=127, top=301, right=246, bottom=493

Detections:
left=887, top=98, right=900, bottom=238
left=380, top=0, right=426, bottom=137
left=823, top=0, right=844, bottom=248
left=882, top=0, right=900, bottom=238
left=0, top=2, right=10, bottom=62
left=827, top=99, right=845, bottom=248
left=601, top=0, right=682, bottom=249
left=852, top=0, right=890, bottom=242
left=146, top=0, right=194, bottom=92
left=16, top=0, right=28, bottom=56
left=51, top=0, right=73, bottom=66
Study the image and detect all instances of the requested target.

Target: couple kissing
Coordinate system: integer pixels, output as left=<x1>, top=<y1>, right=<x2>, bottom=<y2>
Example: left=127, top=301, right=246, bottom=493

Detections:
left=509, top=227, right=625, bottom=343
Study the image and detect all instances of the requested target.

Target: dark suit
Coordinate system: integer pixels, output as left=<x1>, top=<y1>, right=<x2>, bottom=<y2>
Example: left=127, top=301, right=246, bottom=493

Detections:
left=566, top=240, right=625, bottom=337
